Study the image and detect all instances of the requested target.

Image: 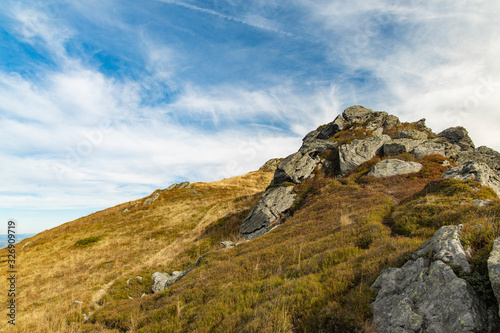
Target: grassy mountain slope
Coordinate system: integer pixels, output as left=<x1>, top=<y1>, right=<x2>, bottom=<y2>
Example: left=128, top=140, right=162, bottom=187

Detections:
left=0, top=171, right=273, bottom=332
left=2, top=155, right=499, bottom=333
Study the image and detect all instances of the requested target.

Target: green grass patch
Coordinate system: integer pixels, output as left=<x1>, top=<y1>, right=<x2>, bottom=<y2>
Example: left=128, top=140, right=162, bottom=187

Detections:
left=74, top=236, right=101, bottom=246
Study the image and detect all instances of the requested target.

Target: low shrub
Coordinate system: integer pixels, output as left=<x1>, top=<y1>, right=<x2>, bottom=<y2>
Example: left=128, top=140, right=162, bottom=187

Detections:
left=74, top=236, right=100, bottom=246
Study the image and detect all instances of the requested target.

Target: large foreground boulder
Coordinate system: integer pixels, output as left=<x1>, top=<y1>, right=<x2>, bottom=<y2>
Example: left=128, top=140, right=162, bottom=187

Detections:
left=371, top=225, right=493, bottom=333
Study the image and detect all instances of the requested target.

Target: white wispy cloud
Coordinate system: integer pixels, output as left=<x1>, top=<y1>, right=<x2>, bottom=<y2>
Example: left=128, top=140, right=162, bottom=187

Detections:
left=157, top=0, right=294, bottom=37
left=9, top=5, right=74, bottom=58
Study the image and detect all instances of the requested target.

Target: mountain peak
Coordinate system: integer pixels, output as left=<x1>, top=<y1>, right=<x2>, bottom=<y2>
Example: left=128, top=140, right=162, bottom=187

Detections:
left=241, top=105, right=498, bottom=240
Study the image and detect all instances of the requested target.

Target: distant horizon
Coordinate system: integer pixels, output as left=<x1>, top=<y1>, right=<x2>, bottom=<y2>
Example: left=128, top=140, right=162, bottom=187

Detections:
left=1, top=1, right=500, bottom=233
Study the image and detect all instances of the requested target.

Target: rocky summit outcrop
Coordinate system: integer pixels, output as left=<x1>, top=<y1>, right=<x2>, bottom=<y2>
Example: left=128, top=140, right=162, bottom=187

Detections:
left=488, top=238, right=500, bottom=316
left=368, top=159, right=423, bottom=178
left=371, top=225, right=495, bottom=333
left=442, top=161, right=500, bottom=196
left=241, top=105, right=500, bottom=240
left=439, top=126, right=475, bottom=152
left=241, top=106, right=401, bottom=239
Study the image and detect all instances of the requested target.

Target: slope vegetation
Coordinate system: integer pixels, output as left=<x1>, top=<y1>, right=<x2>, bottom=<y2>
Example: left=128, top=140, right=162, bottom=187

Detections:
left=3, top=153, right=497, bottom=333
left=0, top=171, right=273, bottom=332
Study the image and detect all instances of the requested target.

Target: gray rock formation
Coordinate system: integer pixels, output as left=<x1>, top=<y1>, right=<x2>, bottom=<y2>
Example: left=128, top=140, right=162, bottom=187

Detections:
left=272, top=150, right=326, bottom=185
left=399, top=129, right=428, bottom=140
left=258, top=158, right=283, bottom=172
left=152, top=271, right=187, bottom=293
left=412, top=225, right=471, bottom=273
left=240, top=186, right=296, bottom=239
left=338, top=134, right=391, bottom=174
left=152, top=256, right=203, bottom=293
left=342, top=105, right=375, bottom=124
left=442, top=161, right=500, bottom=196
left=372, top=225, right=489, bottom=333
left=439, top=126, right=475, bottom=152
left=243, top=105, right=403, bottom=240
left=412, top=142, right=446, bottom=159
left=143, top=192, right=160, bottom=205
left=383, top=138, right=424, bottom=156
left=368, top=159, right=423, bottom=178
left=458, top=146, right=500, bottom=173
left=166, top=181, right=191, bottom=191
left=488, top=238, right=500, bottom=316
left=316, top=114, right=346, bottom=139
left=384, top=114, right=401, bottom=128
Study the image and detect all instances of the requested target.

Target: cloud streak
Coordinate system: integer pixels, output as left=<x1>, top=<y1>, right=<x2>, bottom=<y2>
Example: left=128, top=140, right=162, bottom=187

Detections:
left=157, top=0, right=294, bottom=37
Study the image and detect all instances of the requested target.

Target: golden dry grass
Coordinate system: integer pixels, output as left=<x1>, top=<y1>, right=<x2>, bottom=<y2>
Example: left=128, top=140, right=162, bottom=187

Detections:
left=0, top=171, right=274, bottom=332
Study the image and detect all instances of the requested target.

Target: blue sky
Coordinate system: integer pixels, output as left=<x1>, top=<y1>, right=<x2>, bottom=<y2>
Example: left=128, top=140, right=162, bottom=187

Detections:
left=1, top=0, right=500, bottom=234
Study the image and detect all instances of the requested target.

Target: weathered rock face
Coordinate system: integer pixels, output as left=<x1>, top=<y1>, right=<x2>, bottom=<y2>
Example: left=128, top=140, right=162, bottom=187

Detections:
left=338, top=134, right=391, bottom=174
left=240, top=186, right=296, bottom=239
left=143, top=192, right=160, bottom=205
left=442, top=161, right=500, bottom=196
left=439, top=126, right=475, bottom=152
left=384, top=114, right=401, bottom=128
left=342, top=105, right=375, bottom=124
left=412, top=141, right=446, bottom=159
left=488, top=238, right=500, bottom=316
left=241, top=105, right=433, bottom=240
left=412, top=225, right=471, bottom=273
left=458, top=146, right=500, bottom=173
left=371, top=225, right=490, bottom=333
left=316, top=114, right=346, bottom=139
left=368, top=159, right=423, bottom=178
left=399, top=129, right=428, bottom=140
left=383, top=138, right=424, bottom=156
